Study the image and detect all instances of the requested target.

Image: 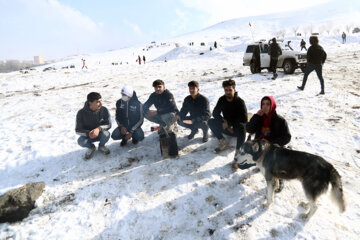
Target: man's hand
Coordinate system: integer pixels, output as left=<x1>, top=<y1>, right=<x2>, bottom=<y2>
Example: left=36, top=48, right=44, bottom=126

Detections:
left=222, top=120, right=228, bottom=130
left=120, top=127, right=127, bottom=135
left=183, top=120, right=193, bottom=125
left=257, top=110, right=265, bottom=116
left=147, top=110, right=157, bottom=118
left=124, top=133, right=132, bottom=141
left=89, top=127, right=100, bottom=139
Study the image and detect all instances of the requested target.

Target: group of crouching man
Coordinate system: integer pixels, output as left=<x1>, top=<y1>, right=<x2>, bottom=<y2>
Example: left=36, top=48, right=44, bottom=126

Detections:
left=75, top=79, right=291, bottom=190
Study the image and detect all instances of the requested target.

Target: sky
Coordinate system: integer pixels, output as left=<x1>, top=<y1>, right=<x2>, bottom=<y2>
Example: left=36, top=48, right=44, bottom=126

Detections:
left=0, top=0, right=340, bottom=61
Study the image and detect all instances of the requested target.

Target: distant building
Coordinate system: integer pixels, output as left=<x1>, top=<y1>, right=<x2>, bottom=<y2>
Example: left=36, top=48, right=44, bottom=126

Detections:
left=34, top=56, right=45, bottom=65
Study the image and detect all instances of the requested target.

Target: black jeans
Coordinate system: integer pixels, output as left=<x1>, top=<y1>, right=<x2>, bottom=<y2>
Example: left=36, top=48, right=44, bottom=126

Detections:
left=300, top=63, right=325, bottom=92
left=208, top=118, right=246, bottom=150
left=177, top=116, right=209, bottom=133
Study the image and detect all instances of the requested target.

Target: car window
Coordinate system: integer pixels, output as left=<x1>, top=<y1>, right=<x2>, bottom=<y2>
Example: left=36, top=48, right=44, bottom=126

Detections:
left=246, top=45, right=254, bottom=53
left=261, top=44, right=268, bottom=53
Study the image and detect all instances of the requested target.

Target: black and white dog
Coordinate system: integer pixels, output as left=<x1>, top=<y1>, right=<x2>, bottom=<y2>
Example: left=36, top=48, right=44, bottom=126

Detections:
left=235, top=138, right=346, bottom=220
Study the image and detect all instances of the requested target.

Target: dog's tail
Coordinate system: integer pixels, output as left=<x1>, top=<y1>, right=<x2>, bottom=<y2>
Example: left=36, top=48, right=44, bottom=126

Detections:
left=329, top=167, right=346, bottom=213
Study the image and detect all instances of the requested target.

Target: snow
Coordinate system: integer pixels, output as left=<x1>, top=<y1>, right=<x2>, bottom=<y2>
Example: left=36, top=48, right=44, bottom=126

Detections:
left=1, top=2, right=360, bottom=239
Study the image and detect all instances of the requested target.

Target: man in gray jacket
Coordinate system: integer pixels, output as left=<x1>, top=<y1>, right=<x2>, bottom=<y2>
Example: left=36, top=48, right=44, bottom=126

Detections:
left=75, top=92, right=111, bottom=159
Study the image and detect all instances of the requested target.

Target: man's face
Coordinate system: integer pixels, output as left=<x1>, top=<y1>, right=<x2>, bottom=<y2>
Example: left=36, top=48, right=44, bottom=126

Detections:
left=189, top=86, right=199, bottom=98
left=89, top=99, right=102, bottom=111
left=224, top=86, right=235, bottom=99
left=261, top=99, right=271, bottom=115
left=154, top=84, right=165, bottom=94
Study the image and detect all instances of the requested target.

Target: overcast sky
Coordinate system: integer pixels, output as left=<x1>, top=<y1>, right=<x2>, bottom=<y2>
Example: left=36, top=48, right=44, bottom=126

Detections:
left=0, top=0, right=335, bottom=61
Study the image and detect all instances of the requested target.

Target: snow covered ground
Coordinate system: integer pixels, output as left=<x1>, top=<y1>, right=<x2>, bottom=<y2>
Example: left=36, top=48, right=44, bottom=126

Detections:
left=1, top=5, right=360, bottom=240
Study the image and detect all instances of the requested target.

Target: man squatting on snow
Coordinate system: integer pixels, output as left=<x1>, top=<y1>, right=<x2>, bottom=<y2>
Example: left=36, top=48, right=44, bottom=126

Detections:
left=111, top=85, right=145, bottom=146
left=143, top=79, right=179, bottom=135
left=175, top=80, right=211, bottom=143
left=75, top=92, right=111, bottom=159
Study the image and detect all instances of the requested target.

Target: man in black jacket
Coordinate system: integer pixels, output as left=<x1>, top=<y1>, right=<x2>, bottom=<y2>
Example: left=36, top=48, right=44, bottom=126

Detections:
left=300, top=39, right=307, bottom=51
left=208, top=79, right=248, bottom=153
left=268, top=38, right=282, bottom=80
left=143, top=79, right=179, bottom=134
left=76, top=92, right=111, bottom=159
left=297, top=36, right=327, bottom=94
left=175, top=81, right=211, bottom=142
left=111, top=85, right=144, bottom=146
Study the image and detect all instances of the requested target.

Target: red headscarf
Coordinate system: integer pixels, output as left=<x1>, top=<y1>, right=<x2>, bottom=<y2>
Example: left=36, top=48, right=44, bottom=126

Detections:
left=259, top=96, right=277, bottom=141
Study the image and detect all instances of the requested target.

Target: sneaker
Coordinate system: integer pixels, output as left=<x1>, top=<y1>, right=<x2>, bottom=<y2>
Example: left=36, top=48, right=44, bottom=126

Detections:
left=84, top=146, right=96, bottom=160
left=297, top=86, right=304, bottom=90
left=132, top=139, right=139, bottom=145
left=98, top=146, right=110, bottom=155
left=187, top=129, right=198, bottom=140
left=215, top=138, right=229, bottom=153
left=120, top=139, right=127, bottom=146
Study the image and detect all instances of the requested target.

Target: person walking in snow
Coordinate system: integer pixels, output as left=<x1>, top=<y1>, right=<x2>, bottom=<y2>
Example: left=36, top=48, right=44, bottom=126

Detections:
left=300, top=39, right=307, bottom=51
left=175, top=81, right=211, bottom=142
left=111, top=86, right=144, bottom=146
left=143, top=79, right=179, bottom=135
left=76, top=92, right=111, bottom=159
left=208, top=79, right=248, bottom=154
left=268, top=38, right=282, bottom=80
left=143, top=55, right=146, bottom=64
left=214, top=41, right=217, bottom=48
left=233, top=96, right=291, bottom=171
left=82, top=58, right=88, bottom=69
left=138, top=55, right=141, bottom=65
left=342, top=32, right=346, bottom=44
left=297, top=36, right=327, bottom=95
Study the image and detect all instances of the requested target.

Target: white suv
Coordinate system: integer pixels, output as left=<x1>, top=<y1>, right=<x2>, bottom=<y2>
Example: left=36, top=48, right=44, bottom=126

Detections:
left=243, top=41, right=307, bottom=74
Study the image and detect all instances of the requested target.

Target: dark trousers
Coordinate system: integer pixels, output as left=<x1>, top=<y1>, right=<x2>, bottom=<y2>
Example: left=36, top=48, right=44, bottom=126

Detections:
left=270, top=58, right=278, bottom=74
left=208, top=118, right=246, bottom=149
left=111, top=127, right=144, bottom=142
left=300, top=63, right=325, bottom=91
left=177, top=117, right=209, bottom=133
left=301, top=46, right=307, bottom=51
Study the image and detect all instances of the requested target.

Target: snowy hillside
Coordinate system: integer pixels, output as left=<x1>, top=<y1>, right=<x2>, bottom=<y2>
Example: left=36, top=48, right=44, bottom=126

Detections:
left=1, top=2, right=360, bottom=239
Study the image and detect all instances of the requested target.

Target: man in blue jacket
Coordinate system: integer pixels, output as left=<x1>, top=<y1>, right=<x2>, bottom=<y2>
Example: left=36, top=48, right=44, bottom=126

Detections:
left=143, top=79, right=179, bottom=135
left=111, top=85, right=144, bottom=146
left=75, top=92, right=111, bottom=159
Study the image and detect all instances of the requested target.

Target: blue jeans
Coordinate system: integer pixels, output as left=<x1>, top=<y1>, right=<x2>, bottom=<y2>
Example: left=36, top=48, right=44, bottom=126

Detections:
left=301, top=63, right=325, bottom=91
left=177, top=116, right=209, bottom=133
left=145, top=112, right=177, bottom=134
left=208, top=118, right=246, bottom=150
left=77, top=130, right=110, bottom=149
left=111, top=127, right=144, bottom=142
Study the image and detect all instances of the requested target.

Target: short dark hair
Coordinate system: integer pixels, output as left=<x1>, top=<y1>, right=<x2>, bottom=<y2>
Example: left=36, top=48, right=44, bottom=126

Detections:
left=87, top=92, right=101, bottom=102
left=222, top=79, right=236, bottom=89
left=152, top=79, right=164, bottom=87
left=188, top=81, right=199, bottom=88
left=309, top=36, right=319, bottom=45
left=272, top=38, right=277, bottom=43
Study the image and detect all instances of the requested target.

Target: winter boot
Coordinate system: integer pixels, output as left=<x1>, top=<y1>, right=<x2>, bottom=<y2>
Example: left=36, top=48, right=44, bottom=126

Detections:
left=84, top=146, right=96, bottom=160
left=187, top=129, right=198, bottom=140
left=120, top=139, right=127, bottom=146
left=297, top=86, right=304, bottom=90
left=215, top=138, right=229, bottom=153
left=98, top=146, right=110, bottom=155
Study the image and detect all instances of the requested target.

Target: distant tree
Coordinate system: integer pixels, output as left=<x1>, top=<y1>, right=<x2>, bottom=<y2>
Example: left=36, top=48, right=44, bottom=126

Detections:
left=333, top=28, right=341, bottom=35
left=345, top=24, right=353, bottom=33
left=292, top=26, right=299, bottom=36
left=324, top=22, right=333, bottom=35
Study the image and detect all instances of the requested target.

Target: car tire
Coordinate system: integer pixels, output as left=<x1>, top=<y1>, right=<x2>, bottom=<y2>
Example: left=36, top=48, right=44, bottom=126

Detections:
left=283, top=59, right=295, bottom=74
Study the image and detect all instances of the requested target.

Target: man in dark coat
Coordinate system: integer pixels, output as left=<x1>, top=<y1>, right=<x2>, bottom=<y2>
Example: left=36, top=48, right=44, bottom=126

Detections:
left=143, top=55, right=146, bottom=64
left=300, top=39, right=307, bottom=51
left=143, top=79, right=179, bottom=134
left=76, top=92, right=111, bottom=159
left=297, top=36, right=327, bottom=94
left=252, top=43, right=261, bottom=73
left=175, top=81, right=211, bottom=142
left=111, top=85, right=144, bottom=146
left=208, top=79, right=248, bottom=153
left=268, top=38, right=282, bottom=79
left=342, top=32, right=346, bottom=44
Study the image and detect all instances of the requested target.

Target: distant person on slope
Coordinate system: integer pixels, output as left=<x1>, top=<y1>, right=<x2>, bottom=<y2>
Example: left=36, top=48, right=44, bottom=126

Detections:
left=268, top=38, right=282, bottom=80
left=175, top=81, right=211, bottom=142
left=138, top=55, right=141, bottom=65
left=143, top=55, right=146, bottom=64
left=143, top=79, right=179, bottom=135
left=76, top=92, right=111, bottom=160
left=300, top=39, right=307, bottom=51
left=342, top=32, right=346, bottom=44
left=82, top=58, right=88, bottom=69
left=297, top=36, right=327, bottom=95
left=111, top=85, right=144, bottom=146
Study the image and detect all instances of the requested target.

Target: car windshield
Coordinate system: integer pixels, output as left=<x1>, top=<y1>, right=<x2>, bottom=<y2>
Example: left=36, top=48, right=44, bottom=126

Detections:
left=246, top=45, right=254, bottom=53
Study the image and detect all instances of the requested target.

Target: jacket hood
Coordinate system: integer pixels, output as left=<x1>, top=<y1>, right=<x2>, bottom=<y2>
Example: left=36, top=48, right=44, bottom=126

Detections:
left=261, top=96, right=276, bottom=116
